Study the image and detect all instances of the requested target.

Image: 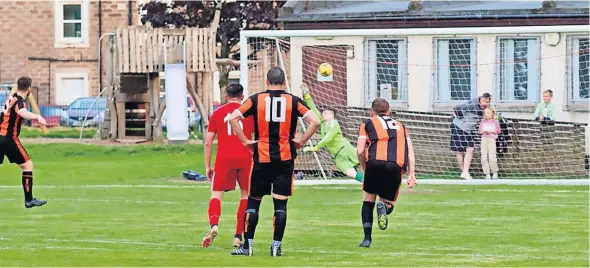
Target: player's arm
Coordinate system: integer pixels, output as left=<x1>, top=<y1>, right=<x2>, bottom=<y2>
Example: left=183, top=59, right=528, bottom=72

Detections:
left=230, top=97, right=256, bottom=146
left=314, top=120, right=339, bottom=149
left=16, top=101, right=45, bottom=124
left=295, top=98, right=320, bottom=146
left=301, top=84, right=322, bottom=122
left=204, top=116, right=217, bottom=180
left=356, top=122, right=367, bottom=171
left=406, top=128, right=417, bottom=188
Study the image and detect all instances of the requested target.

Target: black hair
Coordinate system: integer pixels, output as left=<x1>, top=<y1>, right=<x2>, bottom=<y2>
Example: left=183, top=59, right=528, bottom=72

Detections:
left=17, top=76, right=32, bottom=91
left=226, top=83, right=244, bottom=98
left=266, top=67, right=285, bottom=86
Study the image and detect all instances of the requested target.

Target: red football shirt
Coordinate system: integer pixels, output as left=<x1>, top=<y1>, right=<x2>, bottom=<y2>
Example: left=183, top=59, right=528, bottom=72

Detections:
left=208, top=102, right=254, bottom=162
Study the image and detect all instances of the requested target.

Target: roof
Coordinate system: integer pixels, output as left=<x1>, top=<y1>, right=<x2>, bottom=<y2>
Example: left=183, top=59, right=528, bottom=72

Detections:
left=280, top=0, right=590, bottom=22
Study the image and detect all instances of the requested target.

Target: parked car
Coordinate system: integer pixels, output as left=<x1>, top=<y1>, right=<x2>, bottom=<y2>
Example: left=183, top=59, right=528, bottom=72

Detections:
left=160, top=96, right=202, bottom=131
left=30, top=105, right=66, bottom=127
left=60, top=97, right=107, bottom=127
left=0, top=84, right=13, bottom=106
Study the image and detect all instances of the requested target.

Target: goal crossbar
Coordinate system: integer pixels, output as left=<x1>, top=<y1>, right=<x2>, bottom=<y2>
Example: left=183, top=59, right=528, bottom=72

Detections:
left=239, top=25, right=589, bottom=96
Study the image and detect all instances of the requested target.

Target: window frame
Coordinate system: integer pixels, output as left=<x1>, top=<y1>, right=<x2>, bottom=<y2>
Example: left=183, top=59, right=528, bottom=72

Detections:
left=433, top=37, right=477, bottom=104
left=567, top=35, right=590, bottom=105
left=495, top=36, right=542, bottom=104
left=55, top=72, right=90, bottom=105
left=54, top=0, right=90, bottom=48
left=363, top=38, right=408, bottom=109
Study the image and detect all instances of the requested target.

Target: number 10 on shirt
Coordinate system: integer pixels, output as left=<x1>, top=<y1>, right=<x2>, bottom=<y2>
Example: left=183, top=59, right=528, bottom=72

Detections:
left=265, top=96, right=286, bottom=123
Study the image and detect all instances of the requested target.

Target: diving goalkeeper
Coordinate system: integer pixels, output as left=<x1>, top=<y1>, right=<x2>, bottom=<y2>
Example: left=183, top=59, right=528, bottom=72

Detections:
left=301, top=84, right=363, bottom=183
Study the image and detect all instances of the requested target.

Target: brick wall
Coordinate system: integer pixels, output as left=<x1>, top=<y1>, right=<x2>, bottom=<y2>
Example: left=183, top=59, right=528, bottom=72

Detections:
left=0, top=1, right=138, bottom=105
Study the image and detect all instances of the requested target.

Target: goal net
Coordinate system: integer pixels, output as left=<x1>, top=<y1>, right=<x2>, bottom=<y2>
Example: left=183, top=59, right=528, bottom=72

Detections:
left=240, top=27, right=589, bottom=180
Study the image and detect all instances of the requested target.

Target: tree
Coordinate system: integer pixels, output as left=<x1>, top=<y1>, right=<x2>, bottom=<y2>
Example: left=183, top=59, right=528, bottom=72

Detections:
left=140, top=0, right=286, bottom=87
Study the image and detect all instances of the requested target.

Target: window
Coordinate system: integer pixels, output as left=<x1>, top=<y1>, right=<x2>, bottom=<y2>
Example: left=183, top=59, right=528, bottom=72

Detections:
left=497, top=38, right=541, bottom=102
left=55, top=73, right=89, bottom=105
left=568, top=36, right=590, bottom=102
left=54, top=0, right=89, bottom=47
left=365, top=39, right=406, bottom=104
left=435, top=38, right=476, bottom=102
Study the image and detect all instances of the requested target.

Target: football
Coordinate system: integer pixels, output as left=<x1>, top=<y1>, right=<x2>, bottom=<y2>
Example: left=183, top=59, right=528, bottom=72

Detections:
left=318, top=62, right=333, bottom=77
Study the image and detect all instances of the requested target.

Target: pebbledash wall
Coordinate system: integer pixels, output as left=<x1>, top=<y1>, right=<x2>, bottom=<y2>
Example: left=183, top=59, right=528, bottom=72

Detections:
left=0, top=0, right=139, bottom=106
left=289, top=30, right=589, bottom=124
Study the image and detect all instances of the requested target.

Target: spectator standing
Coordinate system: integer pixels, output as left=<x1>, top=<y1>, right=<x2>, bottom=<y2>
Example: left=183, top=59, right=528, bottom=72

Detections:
left=478, top=107, right=501, bottom=180
left=450, top=93, right=491, bottom=180
left=534, top=89, right=556, bottom=123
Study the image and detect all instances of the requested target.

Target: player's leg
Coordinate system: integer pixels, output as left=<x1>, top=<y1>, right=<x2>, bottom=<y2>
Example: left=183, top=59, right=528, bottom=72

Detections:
left=375, top=162, right=403, bottom=230
left=203, top=166, right=236, bottom=247
left=461, top=133, right=475, bottom=179
left=268, top=160, right=295, bottom=257
left=232, top=162, right=270, bottom=256
left=202, top=189, right=225, bottom=248
left=234, top=163, right=253, bottom=247
left=335, top=154, right=363, bottom=182
left=8, top=138, right=46, bottom=208
left=359, top=160, right=381, bottom=247
left=360, top=191, right=377, bottom=248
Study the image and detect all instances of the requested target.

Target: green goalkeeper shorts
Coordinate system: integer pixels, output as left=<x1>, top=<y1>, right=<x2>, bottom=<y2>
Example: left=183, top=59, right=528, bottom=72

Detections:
left=334, top=146, right=359, bottom=173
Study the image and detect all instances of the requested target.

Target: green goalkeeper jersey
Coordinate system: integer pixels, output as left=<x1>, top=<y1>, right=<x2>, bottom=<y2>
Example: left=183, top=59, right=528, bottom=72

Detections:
left=304, top=93, right=356, bottom=156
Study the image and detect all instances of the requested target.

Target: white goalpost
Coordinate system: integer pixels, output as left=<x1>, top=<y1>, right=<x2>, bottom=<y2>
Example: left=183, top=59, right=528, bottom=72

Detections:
left=239, top=25, right=589, bottom=181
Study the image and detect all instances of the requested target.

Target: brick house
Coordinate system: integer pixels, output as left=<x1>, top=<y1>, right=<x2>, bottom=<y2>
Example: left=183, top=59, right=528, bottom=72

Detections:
left=0, top=0, right=140, bottom=106
left=279, top=0, right=589, bottom=123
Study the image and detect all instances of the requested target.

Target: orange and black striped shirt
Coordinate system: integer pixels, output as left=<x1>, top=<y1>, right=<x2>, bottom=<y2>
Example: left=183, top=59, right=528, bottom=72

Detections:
left=358, top=116, right=409, bottom=172
left=0, top=94, right=27, bottom=138
left=236, top=90, right=311, bottom=163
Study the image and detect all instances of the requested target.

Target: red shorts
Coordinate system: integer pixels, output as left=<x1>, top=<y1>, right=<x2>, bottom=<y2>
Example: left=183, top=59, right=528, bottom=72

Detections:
left=212, top=160, right=253, bottom=192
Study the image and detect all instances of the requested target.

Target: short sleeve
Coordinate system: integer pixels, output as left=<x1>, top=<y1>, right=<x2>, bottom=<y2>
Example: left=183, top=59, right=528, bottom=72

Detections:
left=295, top=97, right=311, bottom=118
left=207, top=112, right=217, bottom=133
left=14, top=99, right=26, bottom=113
left=358, top=122, right=367, bottom=140
left=237, top=97, right=255, bottom=118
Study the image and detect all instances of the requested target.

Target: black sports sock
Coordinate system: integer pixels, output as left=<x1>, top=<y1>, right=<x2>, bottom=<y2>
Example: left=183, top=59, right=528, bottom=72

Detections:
left=361, top=201, right=375, bottom=240
left=243, top=196, right=261, bottom=250
left=22, top=171, right=33, bottom=202
left=272, top=198, right=288, bottom=242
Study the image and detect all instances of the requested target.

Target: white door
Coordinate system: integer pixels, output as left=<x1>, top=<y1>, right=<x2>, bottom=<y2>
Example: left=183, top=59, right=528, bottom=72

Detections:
left=59, top=77, right=86, bottom=105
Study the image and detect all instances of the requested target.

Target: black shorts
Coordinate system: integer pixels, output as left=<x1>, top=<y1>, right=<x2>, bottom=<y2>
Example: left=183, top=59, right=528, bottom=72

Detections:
left=450, top=123, right=475, bottom=152
left=0, top=137, right=30, bottom=165
left=249, top=160, right=295, bottom=198
left=363, top=160, right=403, bottom=202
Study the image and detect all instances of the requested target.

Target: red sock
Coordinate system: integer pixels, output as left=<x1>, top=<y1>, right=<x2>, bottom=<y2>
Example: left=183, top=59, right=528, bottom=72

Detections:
left=235, top=199, right=248, bottom=236
left=208, top=198, right=221, bottom=226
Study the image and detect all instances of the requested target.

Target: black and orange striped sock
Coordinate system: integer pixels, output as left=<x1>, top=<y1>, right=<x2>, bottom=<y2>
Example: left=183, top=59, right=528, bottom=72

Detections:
left=22, top=171, right=33, bottom=202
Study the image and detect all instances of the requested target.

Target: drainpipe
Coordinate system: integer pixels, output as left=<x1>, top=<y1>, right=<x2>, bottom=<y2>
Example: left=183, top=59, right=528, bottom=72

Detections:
left=98, top=0, right=103, bottom=94
left=128, top=0, right=133, bottom=25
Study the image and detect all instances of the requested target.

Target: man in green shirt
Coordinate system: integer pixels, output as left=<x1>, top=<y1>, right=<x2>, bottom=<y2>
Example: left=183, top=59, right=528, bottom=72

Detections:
left=300, top=84, right=363, bottom=182
left=534, top=89, right=556, bottom=122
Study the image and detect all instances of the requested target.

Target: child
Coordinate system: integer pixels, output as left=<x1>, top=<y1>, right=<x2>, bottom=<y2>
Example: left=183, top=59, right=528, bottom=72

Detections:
left=478, top=107, right=501, bottom=180
left=534, top=89, right=556, bottom=122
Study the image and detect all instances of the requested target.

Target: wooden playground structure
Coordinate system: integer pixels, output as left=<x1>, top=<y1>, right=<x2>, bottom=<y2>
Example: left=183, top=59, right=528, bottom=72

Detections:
left=101, top=11, right=222, bottom=142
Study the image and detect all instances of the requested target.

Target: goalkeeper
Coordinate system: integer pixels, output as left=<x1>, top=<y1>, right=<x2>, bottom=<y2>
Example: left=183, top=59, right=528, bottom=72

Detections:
left=301, top=84, right=363, bottom=183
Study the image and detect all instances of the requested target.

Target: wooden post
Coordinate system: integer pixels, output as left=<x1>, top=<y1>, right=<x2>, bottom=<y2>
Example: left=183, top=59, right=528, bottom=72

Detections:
left=202, top=71, right=211, bottom=117
left=109, top=99, right=118, bottom=141
left=186, top=76, right=209, bottom=130
left=116, top=102, right=126, bottom=140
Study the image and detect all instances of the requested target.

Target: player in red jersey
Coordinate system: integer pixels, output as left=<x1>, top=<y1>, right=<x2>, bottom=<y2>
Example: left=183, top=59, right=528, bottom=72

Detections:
left=202, top=83, right=254, bottom=248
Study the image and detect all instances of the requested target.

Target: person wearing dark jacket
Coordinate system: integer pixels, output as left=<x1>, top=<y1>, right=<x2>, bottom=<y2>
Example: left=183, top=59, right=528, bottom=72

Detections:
left=450, top=93, right=491, bottom=180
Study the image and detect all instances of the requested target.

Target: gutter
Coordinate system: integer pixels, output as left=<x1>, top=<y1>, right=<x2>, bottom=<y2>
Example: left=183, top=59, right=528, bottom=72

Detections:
left=280, top=12, right=589, bottom=23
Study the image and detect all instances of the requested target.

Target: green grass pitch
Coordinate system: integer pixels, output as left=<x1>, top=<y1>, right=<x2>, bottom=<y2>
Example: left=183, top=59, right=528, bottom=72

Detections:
left=0, top=144, right=588, bottom=267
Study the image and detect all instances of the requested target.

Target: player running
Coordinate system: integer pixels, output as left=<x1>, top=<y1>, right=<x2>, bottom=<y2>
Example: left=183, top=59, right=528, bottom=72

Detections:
left=356, top=98, right=416, bottom=248
left=202, top=83, right=254, bottom=248
left=228, top=67, right=320, bottom=257
left=0, top=77, right=47, bottom=208
left=300, top=83, right=363, bottom=182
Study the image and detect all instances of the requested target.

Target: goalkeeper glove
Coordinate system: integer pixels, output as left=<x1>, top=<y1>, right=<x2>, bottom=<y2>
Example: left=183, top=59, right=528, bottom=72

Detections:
left=303, top=146, right=319, bottom=152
